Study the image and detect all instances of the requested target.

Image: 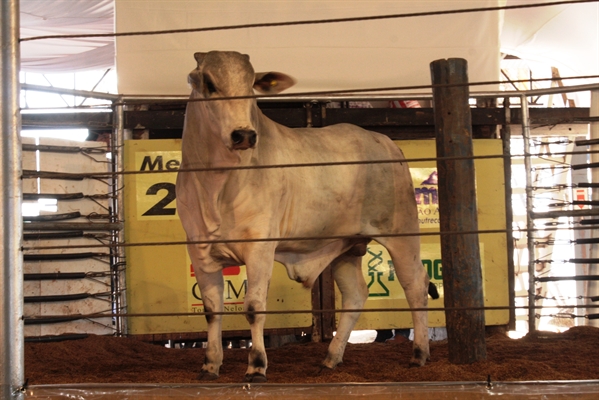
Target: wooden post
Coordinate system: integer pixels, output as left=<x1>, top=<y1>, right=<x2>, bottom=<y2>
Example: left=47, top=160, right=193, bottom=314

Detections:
left=430, top=58, right=487, bottom=364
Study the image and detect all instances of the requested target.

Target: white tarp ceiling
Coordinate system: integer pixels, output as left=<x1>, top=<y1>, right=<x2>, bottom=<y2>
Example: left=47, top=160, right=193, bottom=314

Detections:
left=20, top=0, right=598, bottom=92
left=20, top=0, right=114, bottom=72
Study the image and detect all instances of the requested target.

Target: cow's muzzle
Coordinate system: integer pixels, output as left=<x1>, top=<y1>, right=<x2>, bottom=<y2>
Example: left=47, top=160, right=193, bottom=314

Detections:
left=231, top=129, right=257, bottom=150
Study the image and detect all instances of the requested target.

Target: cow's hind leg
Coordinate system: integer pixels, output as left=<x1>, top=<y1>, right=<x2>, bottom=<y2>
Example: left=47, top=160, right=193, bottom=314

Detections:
left=194, top=268, right=225, bottom=380
left=322, top=254, right=368, bottom=370
left=383, top=236, right=431, bottom=367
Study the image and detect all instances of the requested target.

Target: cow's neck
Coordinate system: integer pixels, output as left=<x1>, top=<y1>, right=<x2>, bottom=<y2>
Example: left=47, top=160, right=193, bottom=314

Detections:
left=180, top=96, right=244, bottom=242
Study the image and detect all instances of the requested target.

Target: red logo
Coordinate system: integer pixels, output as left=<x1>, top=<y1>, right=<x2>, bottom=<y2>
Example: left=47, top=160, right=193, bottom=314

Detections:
left=190, top=264, right=241, bottom=277
left=575, top=189, right=587, bottom=209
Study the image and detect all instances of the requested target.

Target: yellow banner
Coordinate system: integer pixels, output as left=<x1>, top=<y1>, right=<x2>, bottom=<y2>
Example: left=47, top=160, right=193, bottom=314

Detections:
left=125, top=139, right=509, bottom=335
left=349, top=140, right=508, bottom=329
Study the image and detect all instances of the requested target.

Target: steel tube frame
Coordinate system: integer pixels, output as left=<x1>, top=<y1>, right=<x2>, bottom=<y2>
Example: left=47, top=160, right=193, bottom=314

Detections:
left=111, top=99, right=127, bottom=335
left=0, top=0, right=24, bottom=398
left=19, top=81, right=599, bottom=104
left=589, top=89, right=599, bottom=328
left=520, top=95, right=536, bottom=334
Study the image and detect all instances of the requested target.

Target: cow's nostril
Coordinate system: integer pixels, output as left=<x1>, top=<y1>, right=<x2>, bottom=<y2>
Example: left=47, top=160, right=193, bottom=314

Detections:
left=231, top=131, right=244, bottom=144
left=231, top=130, right=257, bottom=148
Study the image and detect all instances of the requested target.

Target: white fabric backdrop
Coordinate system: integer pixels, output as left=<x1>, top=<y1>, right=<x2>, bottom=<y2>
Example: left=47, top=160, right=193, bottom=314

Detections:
left=501, top=0, right=599, bottom=79
left=114, top=0, right=502, bottom=95
left=20, top=0, right=115, bottom=72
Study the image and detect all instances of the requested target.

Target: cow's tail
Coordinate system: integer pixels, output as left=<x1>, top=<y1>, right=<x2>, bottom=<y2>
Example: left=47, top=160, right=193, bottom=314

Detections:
left=428, top=282, right=440, bottom=300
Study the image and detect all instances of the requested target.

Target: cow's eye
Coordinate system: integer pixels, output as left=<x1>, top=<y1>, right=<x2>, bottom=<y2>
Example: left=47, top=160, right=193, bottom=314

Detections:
left=204, top=76, right=217, bottom=95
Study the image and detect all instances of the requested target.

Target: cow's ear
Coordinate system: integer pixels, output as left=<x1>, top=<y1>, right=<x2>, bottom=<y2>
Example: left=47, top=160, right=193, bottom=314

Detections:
left=254, top=72, right=296, bottom=94
left=188, top=53, right=206, bottom=90
left=188, top=70, right=202, bottom=90
left=194, top=52, right=207, bottom=65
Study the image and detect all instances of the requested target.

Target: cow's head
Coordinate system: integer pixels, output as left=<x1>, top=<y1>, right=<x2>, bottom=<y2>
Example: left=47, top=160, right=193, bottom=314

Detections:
left=188, top=51, right=295, bottom=151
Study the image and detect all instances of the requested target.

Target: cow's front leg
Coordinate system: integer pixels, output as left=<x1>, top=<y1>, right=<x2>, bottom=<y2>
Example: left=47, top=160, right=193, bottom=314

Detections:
left=194, top=266, right=225, bottom=380
left=242, top=252, right=275, bottom=383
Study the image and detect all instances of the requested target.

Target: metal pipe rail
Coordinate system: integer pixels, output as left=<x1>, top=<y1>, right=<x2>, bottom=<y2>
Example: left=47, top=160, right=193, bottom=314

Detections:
left=23, top=193, right=84, bottom=201
left=22, top=143, right=109, bottom=154
left=23, top=271, right=111, bottom=281
left=23, top=222, right=123, bottom=231
left=19, top=77, right=599, bottom=105
left=24, top=292, right=109, bottom=303
left=537, top=275, right=599, bottom=282
left=23, top=252, right=109, bottom=261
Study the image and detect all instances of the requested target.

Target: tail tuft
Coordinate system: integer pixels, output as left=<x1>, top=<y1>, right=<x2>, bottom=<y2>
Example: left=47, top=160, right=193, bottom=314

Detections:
left=428, top=282, right=440, bottom=299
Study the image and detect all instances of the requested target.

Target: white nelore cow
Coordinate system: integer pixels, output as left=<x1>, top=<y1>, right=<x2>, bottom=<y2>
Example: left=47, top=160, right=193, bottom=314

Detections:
left=176, top=51, right=438, bottom=382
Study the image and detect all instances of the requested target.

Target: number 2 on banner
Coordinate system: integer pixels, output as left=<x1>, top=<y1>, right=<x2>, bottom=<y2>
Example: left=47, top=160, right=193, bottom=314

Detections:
left=135, top=151, right=181, bottom=220
left=142, top=183, right=176, bottom=216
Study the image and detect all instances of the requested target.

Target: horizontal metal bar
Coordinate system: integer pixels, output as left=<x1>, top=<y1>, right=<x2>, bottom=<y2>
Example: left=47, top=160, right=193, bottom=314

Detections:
left=23, top=170, right=84, bottom=181
left=24, top=293, right=92, bottom=303
left=118, top=82, right=599, bottom=102
left=23, top=252, right=107, bottom=261
left=569, top=259, right=599, bottom=264
left=21, top=83, right=119, bottom=101
left=23, top=193, right=84, bottom=201
left=572, top=162, right=599, bottom=170
left=24, top=334, right=89, bottom=343
left=22, top=144, right=82, bottom=153
left=531, top=209, right=599, bottom=219
left=19, top=82, right=599, bottom=111
left=574, top=238, right=599, bottom=245
left=23, top=230, right=84, bottom=241
left=23, top=272, right=87, bottom=281
left=23, top=222, right=123, bottom=231
left=575, top=138, right=599, bottom=146
left=573, top=200, right=599, bottom=206
left=24, top=316, right=84, bottom=325
left=23, top=211, right=81, bottom=223
left=537, top=275, right=599, bottom=282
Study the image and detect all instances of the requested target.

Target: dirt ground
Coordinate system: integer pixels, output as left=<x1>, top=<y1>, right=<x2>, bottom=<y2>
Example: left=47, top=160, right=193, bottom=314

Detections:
left=24, top=326, right=599, bottom=384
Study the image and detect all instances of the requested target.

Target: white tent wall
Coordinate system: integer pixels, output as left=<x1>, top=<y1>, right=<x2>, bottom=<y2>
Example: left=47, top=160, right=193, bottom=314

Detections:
left=114, top=0, right=503, bottom=95
left=501, top=0, right=599, bottom=80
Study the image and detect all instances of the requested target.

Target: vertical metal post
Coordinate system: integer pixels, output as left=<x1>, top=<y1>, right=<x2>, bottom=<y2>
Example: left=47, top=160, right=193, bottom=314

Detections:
left=502, top=97, right=516, bottom=331
left=111, top=98, right=127, bottom=335
left=0, top=0, right=24, bottom=398
left=521, top=95, right=536, bottom=334
left=589, top=90, right=599, bottom=327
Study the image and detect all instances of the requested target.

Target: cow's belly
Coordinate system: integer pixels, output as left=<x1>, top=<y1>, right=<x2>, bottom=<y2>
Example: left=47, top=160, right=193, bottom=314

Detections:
left=275, top=239, right=350, bottom=287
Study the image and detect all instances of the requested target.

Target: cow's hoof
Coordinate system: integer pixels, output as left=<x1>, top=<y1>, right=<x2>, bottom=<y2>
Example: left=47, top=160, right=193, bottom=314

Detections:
left=409, top=347, right=429, bottom=368
left=408, top=357, right=427, bottom=368
left=244, top=373, right=267, bottom=383
left=316, top=364, right=337, bottom=376
left=197, top=370, right=219, bottom=380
